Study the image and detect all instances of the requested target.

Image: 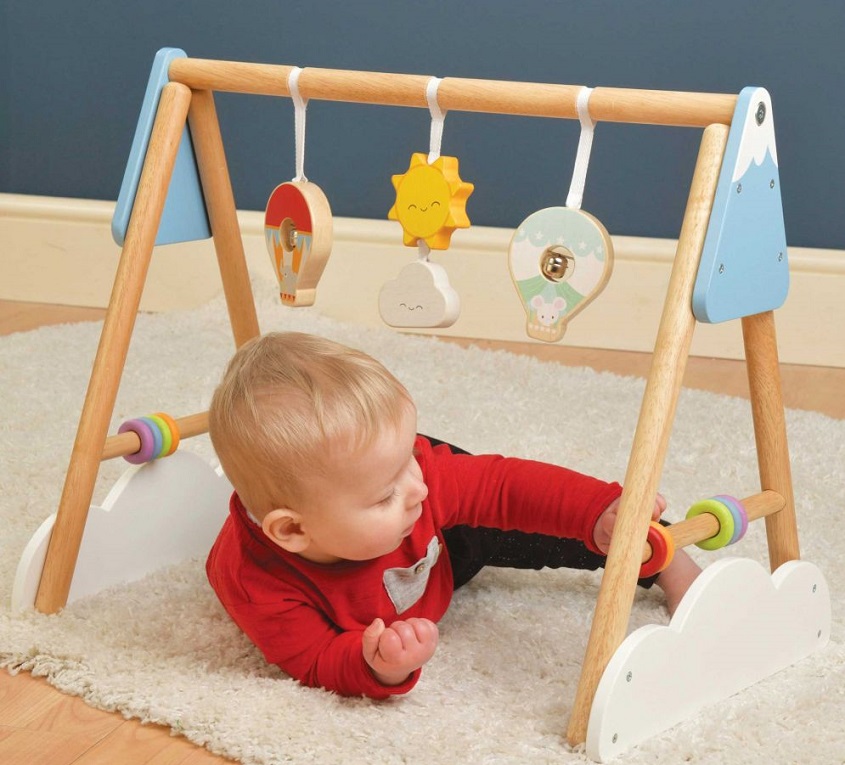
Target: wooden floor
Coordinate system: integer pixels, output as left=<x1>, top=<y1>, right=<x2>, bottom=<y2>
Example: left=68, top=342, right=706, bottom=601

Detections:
left=2, top=299, right=843, bottom=765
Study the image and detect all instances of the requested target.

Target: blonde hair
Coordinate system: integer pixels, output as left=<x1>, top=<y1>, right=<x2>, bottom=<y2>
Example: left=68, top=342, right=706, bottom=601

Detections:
left=209, top=332, right=413, bottom=517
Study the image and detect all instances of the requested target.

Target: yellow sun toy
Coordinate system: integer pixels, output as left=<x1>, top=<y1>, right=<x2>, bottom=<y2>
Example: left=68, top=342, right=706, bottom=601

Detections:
left=388, top=153, right=474, bottom=249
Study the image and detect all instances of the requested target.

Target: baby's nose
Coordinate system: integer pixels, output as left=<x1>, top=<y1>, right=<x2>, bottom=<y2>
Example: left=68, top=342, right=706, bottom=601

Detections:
left=412, top=478, right=429, bottom=504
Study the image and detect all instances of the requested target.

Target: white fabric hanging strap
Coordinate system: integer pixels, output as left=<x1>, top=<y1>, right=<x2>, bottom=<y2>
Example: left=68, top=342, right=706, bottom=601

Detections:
left=565, top=86, right=595, bottom=210
left=288, top=67, right=308, bottom=182
left=426, top=77, right=445, bottom=164
left=417, top=239, right=431, bottom=262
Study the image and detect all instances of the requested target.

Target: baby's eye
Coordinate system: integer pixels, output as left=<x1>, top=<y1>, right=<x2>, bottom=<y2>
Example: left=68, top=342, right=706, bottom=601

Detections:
left=378, top=489, right=399, bottom=506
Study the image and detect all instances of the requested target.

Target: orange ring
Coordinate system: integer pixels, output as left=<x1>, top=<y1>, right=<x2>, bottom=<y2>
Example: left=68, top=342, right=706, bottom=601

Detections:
left=154, top=412, right=181, bottom=456
left=659, top=523, right=676, bottom=572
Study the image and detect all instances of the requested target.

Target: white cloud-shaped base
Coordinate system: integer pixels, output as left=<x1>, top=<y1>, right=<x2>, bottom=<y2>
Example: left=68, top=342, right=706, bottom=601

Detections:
left=587, top=557, right=831, bottom=762
left=13, top=452, right=232, bottom=610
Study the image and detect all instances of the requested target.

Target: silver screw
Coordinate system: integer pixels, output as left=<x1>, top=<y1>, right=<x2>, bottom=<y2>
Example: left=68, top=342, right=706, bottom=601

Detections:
left=756, top=102, right=766, bottom=125
left=813, top=584, right=817, bottom=593
left=770, top=179, right=775, bottom=189
left=719, top=263, right=725, bottom=274
left=626, top=671, right=633, bottom=682
left=613, top=734, right=618, bottom=744
left=737, top=183, right=743, bottom=194
left=818, top=629, right=822, bottom=638
left=778, top=252, right=784, bottom=262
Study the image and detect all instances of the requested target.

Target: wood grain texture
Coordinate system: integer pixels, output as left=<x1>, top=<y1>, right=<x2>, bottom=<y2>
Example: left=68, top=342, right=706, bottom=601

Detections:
left=742, top=311, right=801, bottom=569
left=0, top=672, right=232, bottom=764
left=566, top=123, right=729, bottom=745
left=187, top=89, right=260, bottom=349
left=168, top=58, right=736, bottom=125
left=34, top=82, right=194, bottom=615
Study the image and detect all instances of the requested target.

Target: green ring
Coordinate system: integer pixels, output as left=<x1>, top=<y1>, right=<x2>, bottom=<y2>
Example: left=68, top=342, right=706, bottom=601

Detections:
left=147, top=414, right=172, bottom=458
left=686, top=498, right=735, bottom=551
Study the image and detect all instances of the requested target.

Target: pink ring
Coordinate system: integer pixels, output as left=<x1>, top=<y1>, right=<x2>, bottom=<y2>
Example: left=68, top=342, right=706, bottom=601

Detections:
left=713, top=494, right=748, bottom=544
left=118, top=418, right=156, bottom=464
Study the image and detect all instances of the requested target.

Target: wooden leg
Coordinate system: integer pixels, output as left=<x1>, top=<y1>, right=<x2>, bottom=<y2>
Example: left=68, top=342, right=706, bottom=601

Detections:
left=742, top=310, right=800, bottom=569
left=565, top=123, right=729, bottom=746
left=188, top=89, right=260, bottom=348
left=34, top=83, right=193, bottom=614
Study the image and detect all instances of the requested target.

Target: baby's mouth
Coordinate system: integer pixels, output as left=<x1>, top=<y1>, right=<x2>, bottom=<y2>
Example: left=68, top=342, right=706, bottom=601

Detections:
left=402, top=508, right=422, bottom=537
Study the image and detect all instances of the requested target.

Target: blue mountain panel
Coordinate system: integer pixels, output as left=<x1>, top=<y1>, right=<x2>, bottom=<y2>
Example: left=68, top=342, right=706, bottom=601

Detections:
left=112, top=48, right=210, bottom=247
left=693, top=87, right=789, bottom=323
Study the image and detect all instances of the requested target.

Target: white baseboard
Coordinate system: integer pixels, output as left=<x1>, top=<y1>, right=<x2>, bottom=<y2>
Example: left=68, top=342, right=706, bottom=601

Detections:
left=2, top=193, right=843, bottom=367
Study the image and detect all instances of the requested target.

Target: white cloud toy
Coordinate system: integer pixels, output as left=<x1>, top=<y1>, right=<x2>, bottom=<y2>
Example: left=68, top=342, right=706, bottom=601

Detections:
left=378, top=260, right=460, bottom=328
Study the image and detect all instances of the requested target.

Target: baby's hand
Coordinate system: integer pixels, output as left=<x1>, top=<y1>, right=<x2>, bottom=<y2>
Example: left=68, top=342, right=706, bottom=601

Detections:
left=362, top=617, right=439, bottom=686
left=593, top=493, right=667, bottom=554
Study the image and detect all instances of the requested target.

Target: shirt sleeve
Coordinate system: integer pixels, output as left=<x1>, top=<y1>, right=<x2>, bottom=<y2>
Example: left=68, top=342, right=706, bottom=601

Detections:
left=206, top=525, right=418, bottom=700
left=419, top=437, right=621, bottom=553
left=224, top=596, right=419, bottom=699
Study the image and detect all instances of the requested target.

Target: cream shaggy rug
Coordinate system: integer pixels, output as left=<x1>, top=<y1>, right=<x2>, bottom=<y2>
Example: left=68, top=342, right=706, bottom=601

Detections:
left=1, top=279, right=843, bottom=764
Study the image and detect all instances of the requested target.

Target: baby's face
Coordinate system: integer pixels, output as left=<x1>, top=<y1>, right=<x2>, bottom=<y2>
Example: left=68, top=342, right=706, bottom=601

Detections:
left=293, top=404, right=428, bottom=564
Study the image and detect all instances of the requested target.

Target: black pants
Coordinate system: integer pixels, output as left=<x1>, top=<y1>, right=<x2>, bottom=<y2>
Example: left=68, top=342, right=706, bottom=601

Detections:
left=424, top=436, right=661, bottom=591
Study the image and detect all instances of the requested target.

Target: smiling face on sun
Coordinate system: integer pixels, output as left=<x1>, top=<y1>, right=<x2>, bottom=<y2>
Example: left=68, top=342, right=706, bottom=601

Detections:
left=388, top=153, right=474, bottom=250
left=395, top=164, right=450, bottom=238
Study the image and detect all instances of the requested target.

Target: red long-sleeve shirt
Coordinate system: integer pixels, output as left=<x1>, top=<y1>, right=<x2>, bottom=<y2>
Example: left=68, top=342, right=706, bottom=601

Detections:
left=206, top=436, right=621, bottom=698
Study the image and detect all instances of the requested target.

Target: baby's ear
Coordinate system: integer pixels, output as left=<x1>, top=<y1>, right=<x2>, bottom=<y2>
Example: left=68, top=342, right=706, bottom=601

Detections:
left=262, top=509, right=309, bottom=553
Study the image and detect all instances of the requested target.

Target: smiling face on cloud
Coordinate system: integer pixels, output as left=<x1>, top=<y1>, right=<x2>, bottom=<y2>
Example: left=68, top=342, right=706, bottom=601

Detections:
left=378, top=260, right=460, bottom=329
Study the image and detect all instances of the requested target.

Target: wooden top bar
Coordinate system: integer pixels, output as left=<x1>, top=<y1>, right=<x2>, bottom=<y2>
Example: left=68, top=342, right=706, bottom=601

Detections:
left=168, top=58, right=737, bottom=127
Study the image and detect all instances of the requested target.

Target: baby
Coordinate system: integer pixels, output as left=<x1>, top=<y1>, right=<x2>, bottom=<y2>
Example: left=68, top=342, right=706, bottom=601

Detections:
left=206, top=332, right=700, bottom=698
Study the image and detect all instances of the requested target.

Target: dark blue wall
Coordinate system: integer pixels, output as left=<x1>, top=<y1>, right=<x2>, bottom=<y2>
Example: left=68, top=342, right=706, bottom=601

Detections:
left=2, top=1, right=842, bottom=248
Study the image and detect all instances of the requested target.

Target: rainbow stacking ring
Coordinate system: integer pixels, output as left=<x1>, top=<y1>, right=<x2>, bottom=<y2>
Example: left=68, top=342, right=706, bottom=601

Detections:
left=118, top=418, right=157, bottom=464
left=713, top=494, right=749, bottom=545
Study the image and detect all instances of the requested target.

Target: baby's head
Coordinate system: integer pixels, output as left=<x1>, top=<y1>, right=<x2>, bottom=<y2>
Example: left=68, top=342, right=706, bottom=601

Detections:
left=209, top=331, right=414, bottom=521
